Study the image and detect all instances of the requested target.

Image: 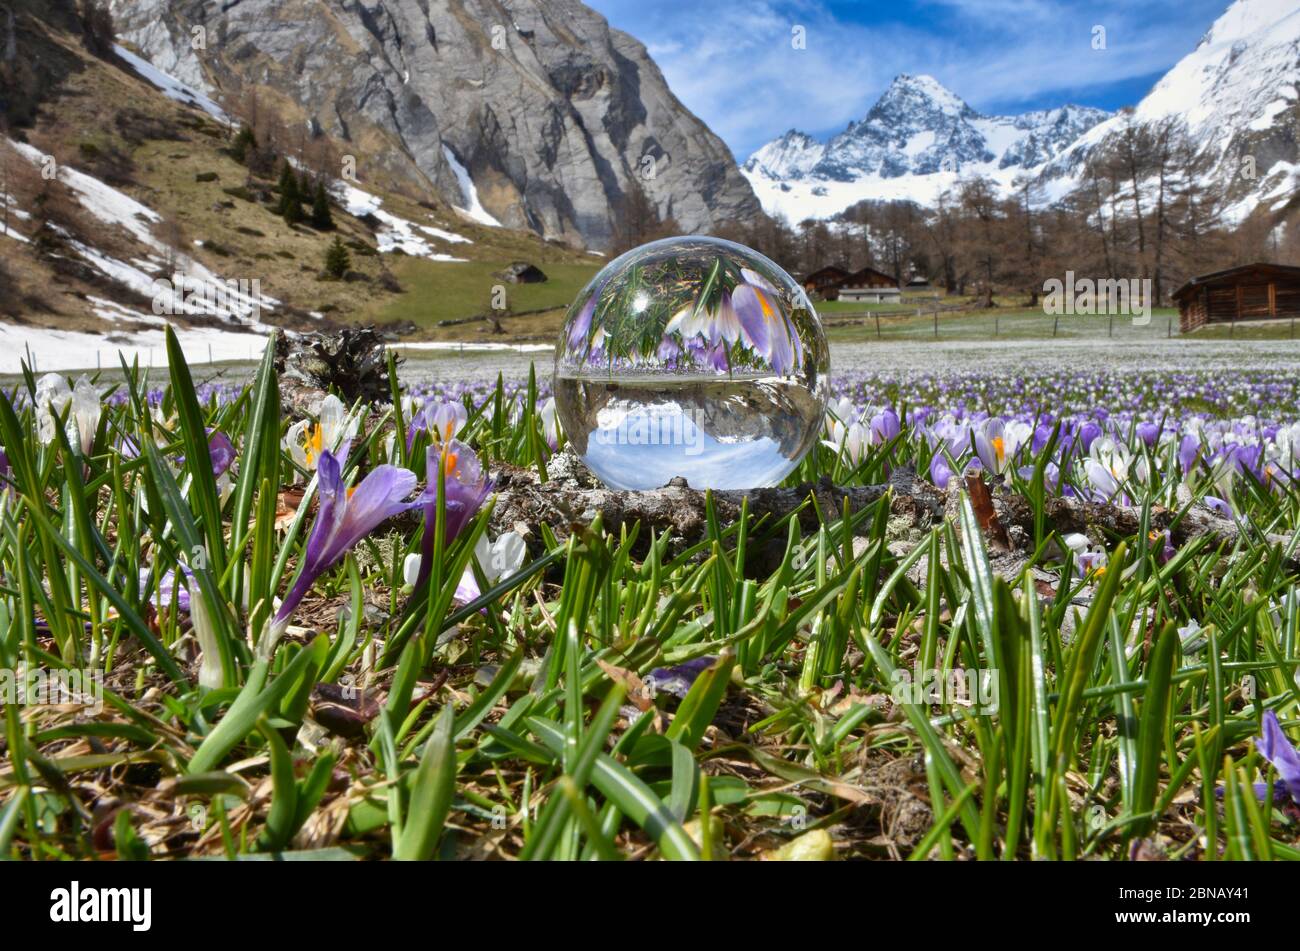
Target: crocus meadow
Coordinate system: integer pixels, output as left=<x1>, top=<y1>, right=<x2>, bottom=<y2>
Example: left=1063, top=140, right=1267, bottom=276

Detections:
left=1, top=337, right=1297, bottom=862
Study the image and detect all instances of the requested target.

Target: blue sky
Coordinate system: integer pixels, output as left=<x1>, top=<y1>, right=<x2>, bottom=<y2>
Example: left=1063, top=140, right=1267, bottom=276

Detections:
left=586, top=0, right=1234, bottom=160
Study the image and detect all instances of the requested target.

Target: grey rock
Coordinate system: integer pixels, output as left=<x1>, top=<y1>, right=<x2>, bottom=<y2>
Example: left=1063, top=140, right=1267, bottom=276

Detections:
left=114, top=0, right=761, bottom=249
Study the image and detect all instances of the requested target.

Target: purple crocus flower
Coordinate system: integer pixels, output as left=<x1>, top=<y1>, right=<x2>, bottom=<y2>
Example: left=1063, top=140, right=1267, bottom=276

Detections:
left=175, top=429, right=236, bottom=478
left=409, top=439, right=493, bottom=593
left=871, top=408, right=901, bottom=445
left=1204, top=495, right=1232, bottom=518
left=1078, top=421, right=1102, bottom=454
left=568, top=293, right=597, bottom=349
left=407, top=398, right=467, bottom=452
left=0, top=446, right=10, bottom=490
left=1178, top=434, right=1200, bottom=475
left=207, top=430, right=236, bottom=478
left=1254, top=710, right=1300, bottom=804
left=1136, top=421, right=1160, bottom=446
left=139, top=564, right=194, bottom=612
left=732, top=269, right=798, bottom=374
left=272, top=449, right=417, bottom=634
left=647, top=655, right=717, bottom=699
left=929, top=452, right=954, bottom=489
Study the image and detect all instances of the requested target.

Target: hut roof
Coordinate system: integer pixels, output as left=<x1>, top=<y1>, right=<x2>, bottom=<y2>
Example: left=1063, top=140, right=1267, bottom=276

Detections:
left=802, top=265, right=850, bottom=283
left=843, top=266, right=897, bottom=288
left=1171, top=263, right=1300, bottom=301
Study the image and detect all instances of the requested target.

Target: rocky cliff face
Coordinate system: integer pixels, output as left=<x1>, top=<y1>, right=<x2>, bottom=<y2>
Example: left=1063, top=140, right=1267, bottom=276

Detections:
left=110, top=0, right=761, bottom=249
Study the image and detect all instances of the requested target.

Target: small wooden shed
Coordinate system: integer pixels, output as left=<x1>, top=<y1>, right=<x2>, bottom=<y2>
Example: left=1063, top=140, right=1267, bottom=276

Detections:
left=498, top=262, right=548, bottom=284
left=1172, top=263, right=1300, bottom=332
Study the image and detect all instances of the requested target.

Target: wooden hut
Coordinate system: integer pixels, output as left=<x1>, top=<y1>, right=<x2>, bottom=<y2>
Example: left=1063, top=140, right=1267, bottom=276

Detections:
left=801, top=265, right=850, bottom=300
left=1172, top=263, right=1300, bottom=332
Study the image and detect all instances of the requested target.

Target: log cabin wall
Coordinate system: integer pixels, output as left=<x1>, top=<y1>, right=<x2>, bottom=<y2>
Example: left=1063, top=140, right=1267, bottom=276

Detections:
left=1175, top=265, right=1300, bottom=333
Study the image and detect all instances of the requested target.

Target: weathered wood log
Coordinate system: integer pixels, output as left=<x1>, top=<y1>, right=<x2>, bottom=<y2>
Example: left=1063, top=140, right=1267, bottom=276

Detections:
left=487, top=453, right=944, bottom=553
left=488, top=450, right=1294, bottom=568
left=277, top=326, right=398, bottom=414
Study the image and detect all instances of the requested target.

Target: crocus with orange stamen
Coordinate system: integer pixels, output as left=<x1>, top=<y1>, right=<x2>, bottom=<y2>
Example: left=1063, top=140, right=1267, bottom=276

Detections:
left=408, top=439, right=493, bottom=593
left=270, top=448, right=417, bottom=642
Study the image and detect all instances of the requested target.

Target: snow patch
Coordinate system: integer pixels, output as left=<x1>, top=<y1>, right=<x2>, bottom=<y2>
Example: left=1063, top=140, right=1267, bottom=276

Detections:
left=113, top=44, right=229, bottom=123
left=334, top=183, right=470, bottom=261
left=0, top=323, right=267, bottom=374
left=442, top=146, right=502, bottom=227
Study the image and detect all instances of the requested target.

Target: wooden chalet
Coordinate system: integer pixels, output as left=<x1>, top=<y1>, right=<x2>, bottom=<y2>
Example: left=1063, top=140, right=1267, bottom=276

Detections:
left=801, top=265, right=850, bottom=300
left=837, top=266, right=901, bottom=304
left=1173, top=263, right=1300, bottom=332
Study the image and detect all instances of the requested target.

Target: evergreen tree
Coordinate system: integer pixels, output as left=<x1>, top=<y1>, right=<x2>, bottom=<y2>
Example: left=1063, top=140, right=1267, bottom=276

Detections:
left=310, top=182, right=335, bottom=230
left=324, top=236, right=351, bottom=279
left=230, top=126, right=256, bottom=165
left=277, top=162, right=302, bottom=225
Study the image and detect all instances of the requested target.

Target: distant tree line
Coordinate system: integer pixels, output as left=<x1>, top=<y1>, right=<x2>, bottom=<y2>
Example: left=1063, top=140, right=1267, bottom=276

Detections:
left=712, top=117, right=1300, bottom=304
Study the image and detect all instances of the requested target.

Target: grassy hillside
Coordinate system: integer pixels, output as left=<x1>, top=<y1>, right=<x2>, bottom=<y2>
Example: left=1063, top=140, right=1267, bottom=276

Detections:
left=366, top=259, right=600, bottom=341
left=0, top=7, right=599, bottom=344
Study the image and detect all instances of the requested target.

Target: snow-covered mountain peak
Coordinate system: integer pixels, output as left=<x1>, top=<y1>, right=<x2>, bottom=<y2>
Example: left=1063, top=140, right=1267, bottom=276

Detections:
left=742, top=73, right=1111, bottom=212
left=741, top=0, right=1300, bottom=224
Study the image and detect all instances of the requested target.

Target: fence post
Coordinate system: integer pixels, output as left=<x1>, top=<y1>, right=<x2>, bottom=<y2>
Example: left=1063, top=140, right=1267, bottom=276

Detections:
left=1230, top=317, right=1235, bottom=338
left=933, top=306, right=939, bottom=339
left=1053, top=314, right=1059, bottom=338
left=1107, top=314, right=1113, bottom=338
left=994, top=314, right=999, bottom=336
left=875, top=313, right=881, bottom=339
left=1167, top=317, right=1171, bottom=338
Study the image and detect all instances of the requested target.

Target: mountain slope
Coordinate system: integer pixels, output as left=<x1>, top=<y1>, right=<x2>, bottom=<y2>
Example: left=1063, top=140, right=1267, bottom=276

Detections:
left=110, top=0, right=762, bottom=250
left=0, top=1, right=600, bottom=373
left=742, top=73, right=1109, bottom=219
left=1038, top=0, right=1300, bottom=220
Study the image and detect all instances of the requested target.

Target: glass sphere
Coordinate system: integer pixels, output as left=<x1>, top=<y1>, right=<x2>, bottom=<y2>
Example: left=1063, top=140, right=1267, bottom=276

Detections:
left=554, top=236, right=829, bottom=490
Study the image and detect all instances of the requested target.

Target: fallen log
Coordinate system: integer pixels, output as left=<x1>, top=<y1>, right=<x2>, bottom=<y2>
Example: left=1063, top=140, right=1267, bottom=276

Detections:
left=487, top=450, right=1294, bottom=569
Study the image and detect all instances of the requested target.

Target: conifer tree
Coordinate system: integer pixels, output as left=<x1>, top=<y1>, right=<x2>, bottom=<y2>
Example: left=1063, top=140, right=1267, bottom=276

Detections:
left=324, top=236, right=351, bottom=279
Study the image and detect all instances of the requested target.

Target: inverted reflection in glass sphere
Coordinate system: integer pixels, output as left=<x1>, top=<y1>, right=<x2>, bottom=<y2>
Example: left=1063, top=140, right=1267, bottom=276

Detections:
left=554, top=236, right=829, bottom=490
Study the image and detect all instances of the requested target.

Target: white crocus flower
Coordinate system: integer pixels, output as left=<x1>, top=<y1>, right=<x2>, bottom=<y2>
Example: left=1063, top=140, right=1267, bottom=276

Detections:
left=538, top=397, right=561, bottom=449
left=283, top=394, right=362, bottom=478
left=403, top=531, right=527, bottom=604
left=70, top=376, right=101, bottom=456
left=824, top=417, right=870, bottom=465
left=35, top=373, right=73, bottom=445
left=34, top=373, right=99, bottom=454
left=426, top=400, right=468, bottom=443
left=823, top=397, right=857, bottom=447
left=189, top=590, right=227, bottom=690
left=1083, top=436, right=1140, bottom=499
left=841, top=421, right=870, bottom=465
left=1177, top=619, right=1208, bottom=655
